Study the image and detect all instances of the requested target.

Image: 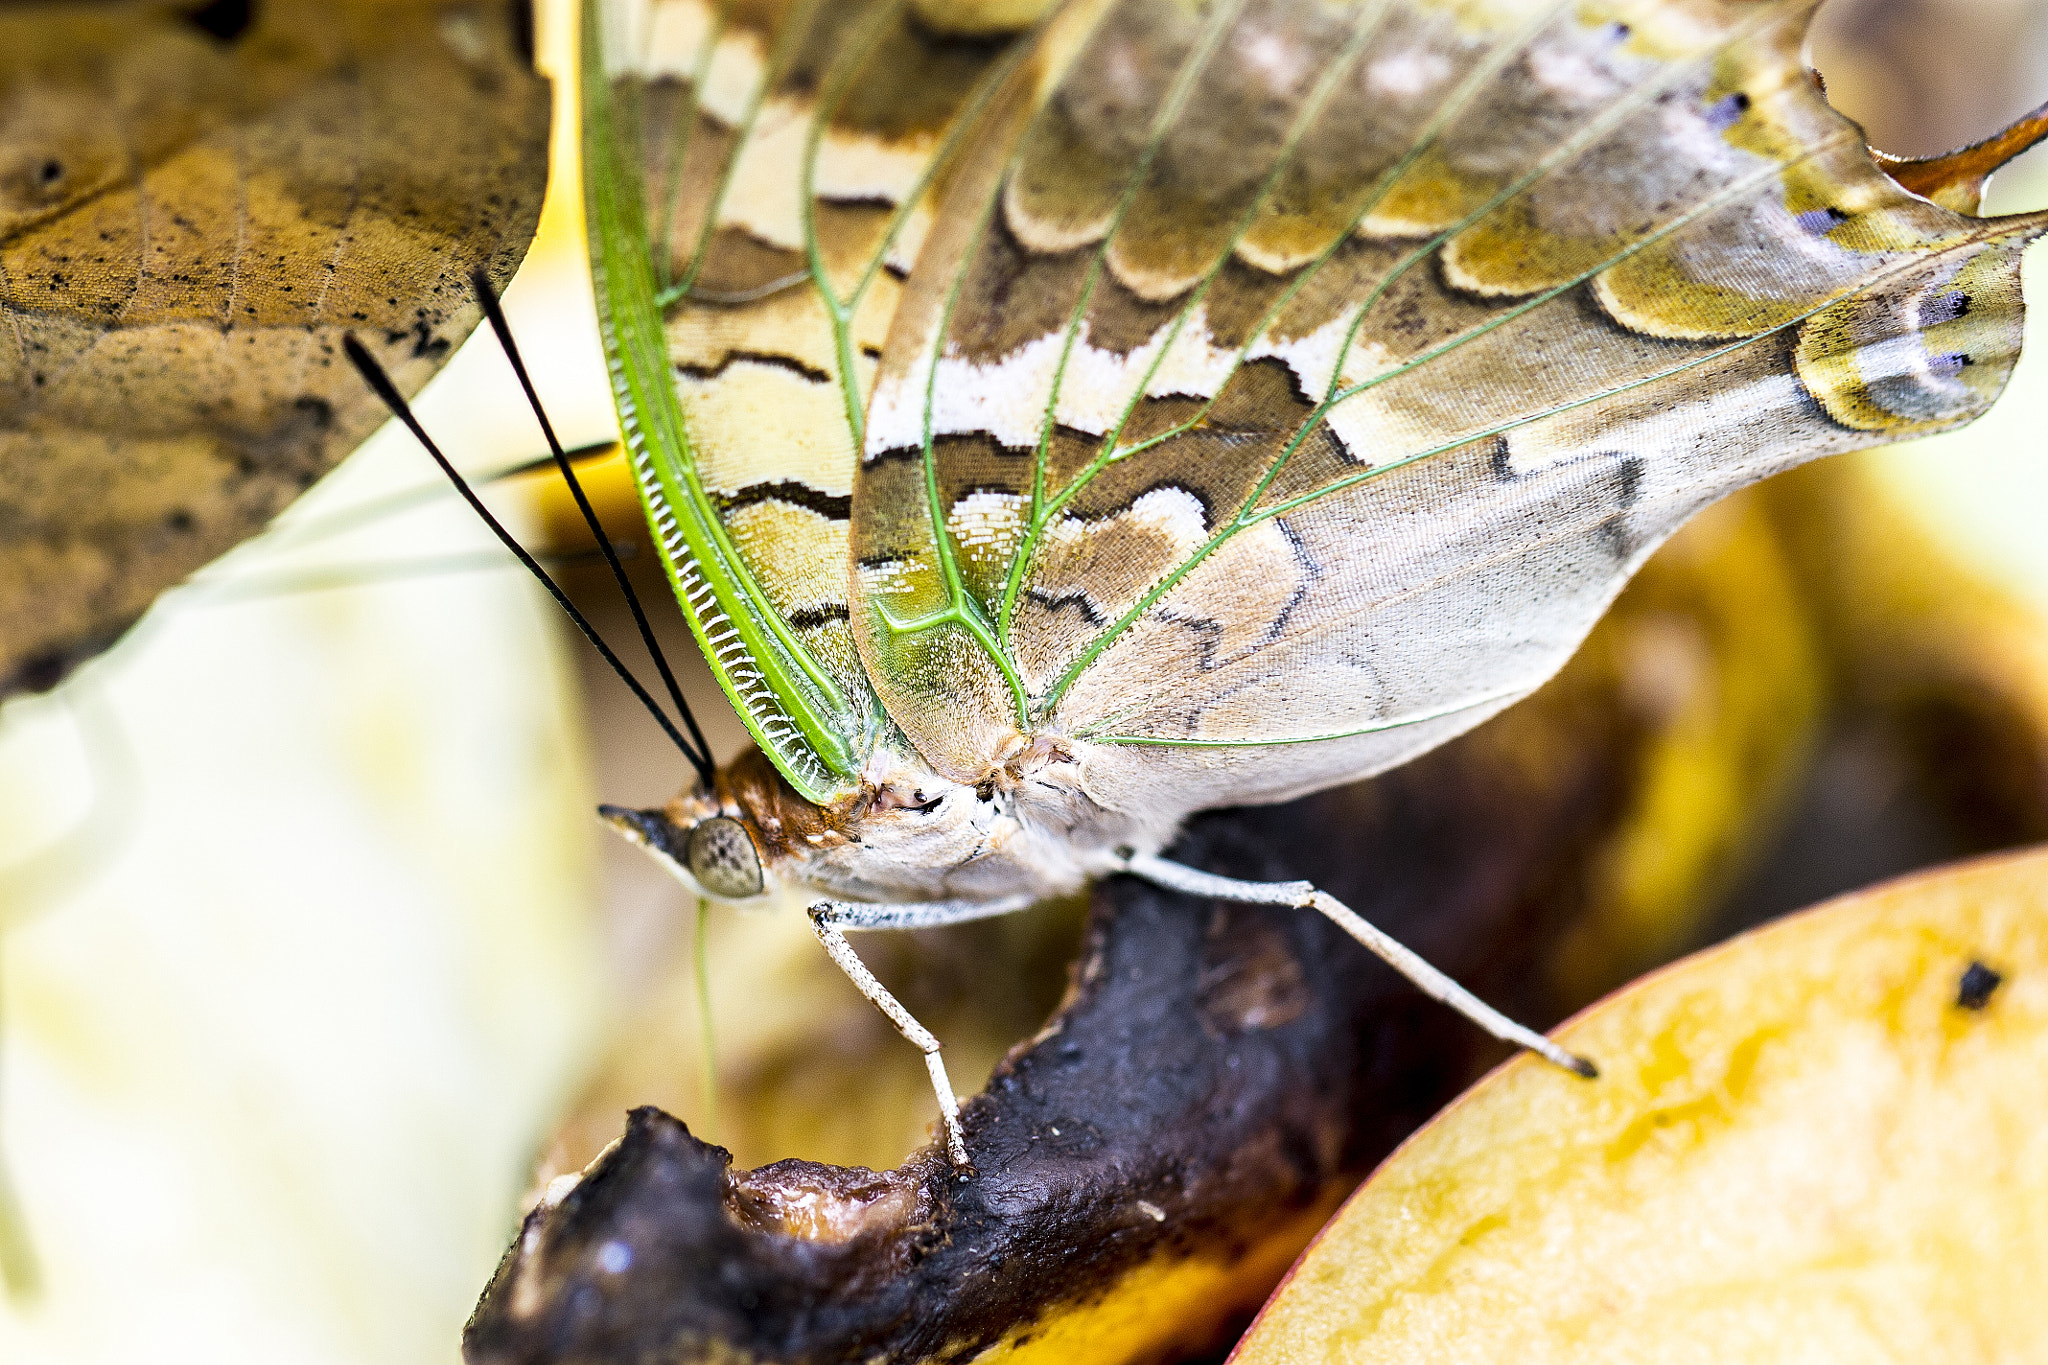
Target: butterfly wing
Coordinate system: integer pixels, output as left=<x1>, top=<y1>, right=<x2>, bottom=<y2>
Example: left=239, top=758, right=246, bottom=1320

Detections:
left=848, top=0, right=2044, bottom=814
left=581, top=0, right=1044, bottom=800
left=0, top=0, right=546, bottom=697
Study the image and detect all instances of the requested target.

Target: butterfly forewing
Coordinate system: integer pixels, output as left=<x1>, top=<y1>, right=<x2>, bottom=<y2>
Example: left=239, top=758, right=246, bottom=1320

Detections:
left=848, top=0, right=2043, bottom=811
left=583, top=0, right=1052, bottom=800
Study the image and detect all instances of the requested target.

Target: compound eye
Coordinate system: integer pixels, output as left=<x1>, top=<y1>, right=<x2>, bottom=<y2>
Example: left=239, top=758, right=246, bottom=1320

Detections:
left=686, top=816, right=763, bottom=898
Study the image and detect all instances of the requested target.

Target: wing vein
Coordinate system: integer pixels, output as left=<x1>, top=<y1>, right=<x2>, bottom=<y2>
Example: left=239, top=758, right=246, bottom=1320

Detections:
left=674, top=0, right=826, bottom=300
left=1046, top=129, right=1891, bottom=708
left=1000, top=0, right=1588, bottom=661
left=993, top=0, right=1399, bottom=646
left=650, top=0, right=726, bottom=291
left=1016, top=0, right=1254, bottom=552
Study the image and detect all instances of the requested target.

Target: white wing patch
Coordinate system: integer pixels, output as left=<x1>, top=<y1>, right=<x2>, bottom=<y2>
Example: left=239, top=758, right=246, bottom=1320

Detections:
left=947, top=489, right=1028, bottom=574
left=639, top=0, right=766, bottom=117
left=871, top=306, right=1397, bottom=462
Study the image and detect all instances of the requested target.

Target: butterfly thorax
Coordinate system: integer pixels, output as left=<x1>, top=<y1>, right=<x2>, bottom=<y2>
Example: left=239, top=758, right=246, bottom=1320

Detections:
left=637, top=737, right=1170, bottom=908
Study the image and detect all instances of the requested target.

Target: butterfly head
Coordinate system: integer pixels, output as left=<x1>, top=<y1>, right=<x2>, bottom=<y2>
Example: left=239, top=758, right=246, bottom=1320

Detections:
left=598, top=746, right=865, bottom=904
left=598, top=742, right=1111, bottom=905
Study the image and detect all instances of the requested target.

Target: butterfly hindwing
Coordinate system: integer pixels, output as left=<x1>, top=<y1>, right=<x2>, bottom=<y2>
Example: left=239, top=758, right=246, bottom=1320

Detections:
left=0, top=0, right=547, bottom=697
left=847, top=0, right=2042, bottom=811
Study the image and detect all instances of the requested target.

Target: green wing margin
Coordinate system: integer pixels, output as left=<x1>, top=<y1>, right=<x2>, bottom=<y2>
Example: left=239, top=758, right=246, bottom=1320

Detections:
left=578, top=0, right=1045, bottom=802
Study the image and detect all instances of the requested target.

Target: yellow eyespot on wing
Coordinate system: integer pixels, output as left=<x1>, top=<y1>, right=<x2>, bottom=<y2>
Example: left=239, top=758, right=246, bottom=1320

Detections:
left=1792, top=237, right=2032, bottom=434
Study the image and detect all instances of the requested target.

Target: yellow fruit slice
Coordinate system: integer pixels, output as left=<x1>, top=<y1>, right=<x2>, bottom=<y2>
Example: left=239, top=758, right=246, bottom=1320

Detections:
left=1234, top=848, right=2048, bottom=1365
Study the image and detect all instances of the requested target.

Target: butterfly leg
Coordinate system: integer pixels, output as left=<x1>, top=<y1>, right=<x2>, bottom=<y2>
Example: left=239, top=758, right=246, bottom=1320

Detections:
left=806, top=894, right=1035, bottom=1171
left=1117, top=852, right=1597, bottom=1078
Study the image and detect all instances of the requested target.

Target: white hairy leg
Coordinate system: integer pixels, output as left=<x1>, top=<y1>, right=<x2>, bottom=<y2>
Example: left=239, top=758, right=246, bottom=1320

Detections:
left=806, top=894, right=1036, bottom=1170
left=1117, top=852, right=1597, bottom=1078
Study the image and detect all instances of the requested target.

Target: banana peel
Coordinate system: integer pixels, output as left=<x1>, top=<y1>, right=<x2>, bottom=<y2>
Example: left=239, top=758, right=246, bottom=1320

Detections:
left=1232, top=845, right=2048, bottom=1364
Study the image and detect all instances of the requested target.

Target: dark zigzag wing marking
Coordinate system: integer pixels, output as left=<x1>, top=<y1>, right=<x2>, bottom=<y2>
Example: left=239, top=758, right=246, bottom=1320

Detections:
left=677, top=349, right=833, bottom=384
left=714, top=479, right=853, bottom=519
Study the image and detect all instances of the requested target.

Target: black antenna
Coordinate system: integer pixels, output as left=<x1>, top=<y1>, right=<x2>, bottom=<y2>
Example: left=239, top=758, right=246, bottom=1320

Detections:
left=467, top=267, right=716, bottom=780
left=342, top=335, right=715, bottom=784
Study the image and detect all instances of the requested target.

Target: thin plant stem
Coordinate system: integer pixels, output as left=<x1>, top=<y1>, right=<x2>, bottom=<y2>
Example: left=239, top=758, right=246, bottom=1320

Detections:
left=694, top=896, right=719, bottom=1141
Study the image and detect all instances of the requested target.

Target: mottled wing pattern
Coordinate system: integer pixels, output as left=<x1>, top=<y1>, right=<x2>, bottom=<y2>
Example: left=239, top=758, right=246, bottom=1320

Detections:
left=0, top=0, right=546, bottom=696
left=850, top=0, right=2043, bottom=813
left=583, top=0, right=1045, bottom=800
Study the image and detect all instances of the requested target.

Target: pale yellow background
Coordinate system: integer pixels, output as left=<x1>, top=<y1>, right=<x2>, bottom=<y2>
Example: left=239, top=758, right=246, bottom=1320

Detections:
left=0, top=4, right=617, bottom=1361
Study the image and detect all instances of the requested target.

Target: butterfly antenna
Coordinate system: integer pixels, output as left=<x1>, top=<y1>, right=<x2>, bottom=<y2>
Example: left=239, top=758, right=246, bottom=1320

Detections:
left=342, top=335, right=714, bottom=782
left=467, top=268, right=716, bottom=783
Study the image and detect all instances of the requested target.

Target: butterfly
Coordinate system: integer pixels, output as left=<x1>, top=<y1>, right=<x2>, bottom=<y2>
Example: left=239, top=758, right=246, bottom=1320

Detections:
left=479, top=0, right=2048, bottom=1172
